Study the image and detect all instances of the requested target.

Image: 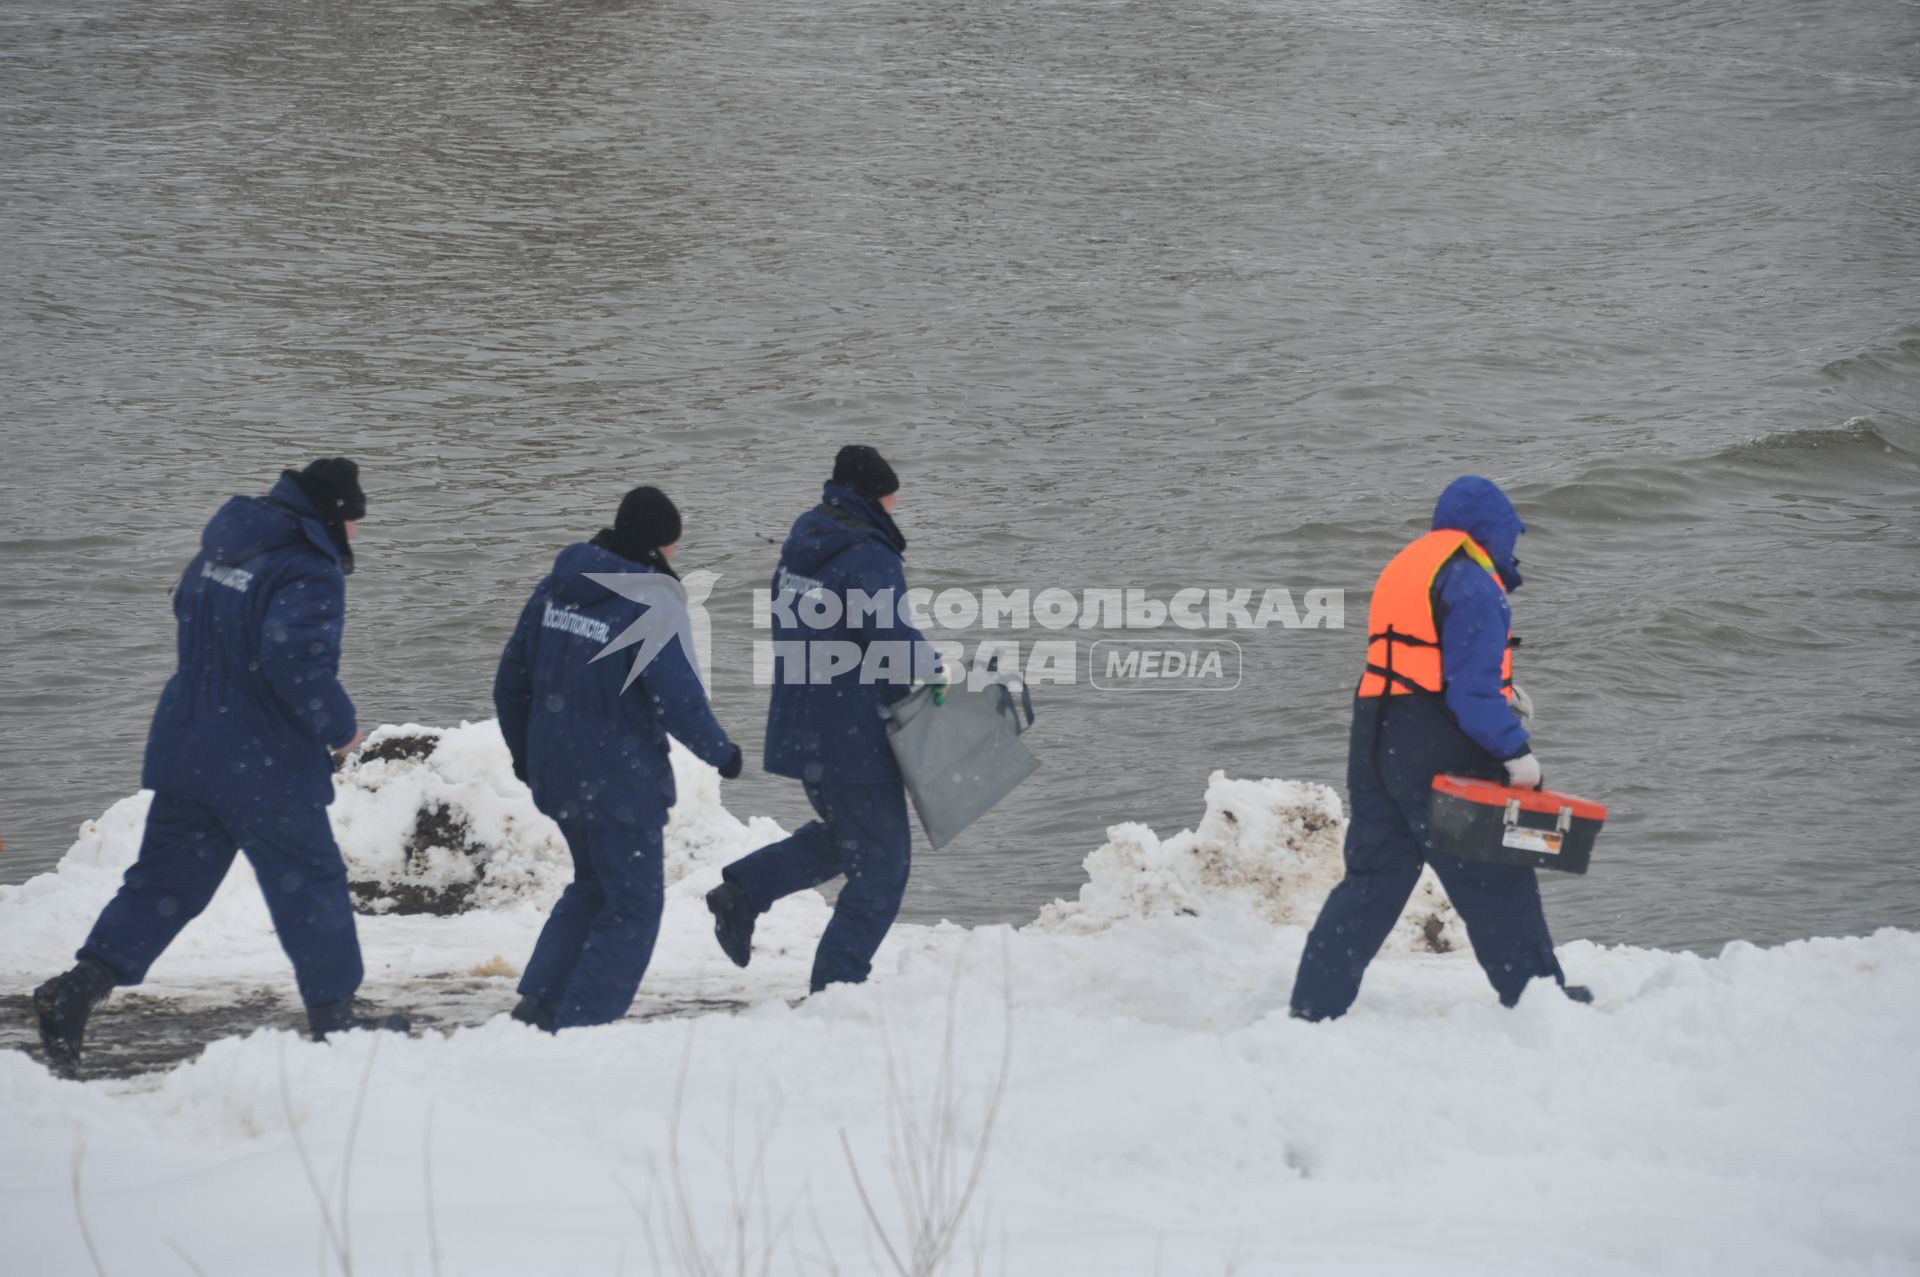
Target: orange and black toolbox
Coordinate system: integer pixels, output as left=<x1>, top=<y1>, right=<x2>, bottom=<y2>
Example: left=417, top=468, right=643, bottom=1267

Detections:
left=1428, top=776, right=1608, bottom=875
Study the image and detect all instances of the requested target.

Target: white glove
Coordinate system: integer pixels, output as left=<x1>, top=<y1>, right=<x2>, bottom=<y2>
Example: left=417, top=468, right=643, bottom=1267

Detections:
left=1510, top=683, right=1535, bottom=724
left=1504, top=752, right=1543, bottom=791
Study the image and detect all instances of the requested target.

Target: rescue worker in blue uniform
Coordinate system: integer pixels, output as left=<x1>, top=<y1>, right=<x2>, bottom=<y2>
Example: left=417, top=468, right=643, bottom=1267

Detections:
left=494, top=485, right=742, bottom=1031
left=1290, top=475, right=1590, bottom=1020
left=706, top=446, right=940, bottom=993
left=33, top=459, right=407, bottom=1073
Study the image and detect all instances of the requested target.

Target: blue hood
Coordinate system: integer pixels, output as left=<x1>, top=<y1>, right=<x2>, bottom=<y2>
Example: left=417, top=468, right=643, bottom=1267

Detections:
left=1432, top=475, right=1525, bottom=590
left=202, top=474, right=340, bottom=568
left=780, top=483, right=905, bottom=574
left=548, top=541, right=664, bottom=607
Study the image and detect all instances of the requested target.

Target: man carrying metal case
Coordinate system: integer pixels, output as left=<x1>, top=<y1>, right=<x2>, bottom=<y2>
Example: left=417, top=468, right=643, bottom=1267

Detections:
left=707, top=446, right=942, bottom=994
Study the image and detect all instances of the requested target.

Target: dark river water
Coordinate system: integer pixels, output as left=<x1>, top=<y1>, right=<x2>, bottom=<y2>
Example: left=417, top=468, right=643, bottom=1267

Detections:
left=2, top=0, right=1916, bottom=951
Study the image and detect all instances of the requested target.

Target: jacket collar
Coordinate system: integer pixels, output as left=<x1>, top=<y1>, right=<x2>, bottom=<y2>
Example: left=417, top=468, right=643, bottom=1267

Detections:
left=819, top=482, right=906, bottom=556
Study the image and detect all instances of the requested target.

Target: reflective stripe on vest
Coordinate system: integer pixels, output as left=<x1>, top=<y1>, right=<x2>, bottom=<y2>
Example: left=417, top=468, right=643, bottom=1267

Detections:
left=1356, top=529, right=1514, bottom=698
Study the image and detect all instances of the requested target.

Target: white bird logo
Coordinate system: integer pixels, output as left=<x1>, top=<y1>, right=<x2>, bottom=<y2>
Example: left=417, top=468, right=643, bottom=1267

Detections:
left=582, top=571, right=717, bottom=693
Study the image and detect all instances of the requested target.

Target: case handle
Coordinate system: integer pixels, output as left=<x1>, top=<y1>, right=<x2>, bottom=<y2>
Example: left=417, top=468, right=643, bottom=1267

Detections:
left=1504, top=798, right=1576, bottom=833
left=977, top=652, right=1035, bottom=730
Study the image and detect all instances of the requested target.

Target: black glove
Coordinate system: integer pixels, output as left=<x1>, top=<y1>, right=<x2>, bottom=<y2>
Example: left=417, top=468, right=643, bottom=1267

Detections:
left=718, top=744, right=744, bottom=780
left=512, top=759, right=529, bottom=785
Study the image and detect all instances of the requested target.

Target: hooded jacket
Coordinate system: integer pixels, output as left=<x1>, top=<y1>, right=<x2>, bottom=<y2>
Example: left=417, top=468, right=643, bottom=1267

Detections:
left=141, top=473, right=358, bottom=813
left=762, top=483, right=938, bottom=785
left=1347, top=475, right=1531, bottom=800
left=493, top=542, right=734, bottom=829
left=1429, top=475, right=1529, bottom=763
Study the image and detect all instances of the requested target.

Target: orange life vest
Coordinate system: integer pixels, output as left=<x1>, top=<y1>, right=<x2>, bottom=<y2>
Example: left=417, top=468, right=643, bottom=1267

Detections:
left=1356, top=529, right=1514, bottom=699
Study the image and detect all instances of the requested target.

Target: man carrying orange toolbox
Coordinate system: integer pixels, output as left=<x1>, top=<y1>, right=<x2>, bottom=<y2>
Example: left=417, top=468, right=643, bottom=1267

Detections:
left=1290, top=475, right=1590, bottom=1020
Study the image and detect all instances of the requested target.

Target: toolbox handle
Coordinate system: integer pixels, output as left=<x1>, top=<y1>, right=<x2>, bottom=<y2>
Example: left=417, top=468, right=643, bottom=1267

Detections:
left=1504, top=799, right=1577, bottom=833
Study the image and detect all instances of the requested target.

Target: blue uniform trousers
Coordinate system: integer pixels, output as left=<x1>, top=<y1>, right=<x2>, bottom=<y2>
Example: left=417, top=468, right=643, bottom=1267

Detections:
left=1291, top=786, right=1565, bottom=1020
left=518, top=819, right=666, bottom=1029
left=80, top=792, right=364, bottom=1007
left=724, top=781, right=911, bottom=993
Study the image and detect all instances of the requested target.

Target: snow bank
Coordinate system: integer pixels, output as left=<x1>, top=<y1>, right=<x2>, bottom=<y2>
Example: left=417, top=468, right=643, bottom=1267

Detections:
left=25, top=725, right=1429, bottom=944
left=2, top=725, right=1916, bottom=1274
left=332, top=737, right=1462, bottom=953
left=1034, top=769, right=1465, bottom=953
left=330, top=722, right=787, bottom=914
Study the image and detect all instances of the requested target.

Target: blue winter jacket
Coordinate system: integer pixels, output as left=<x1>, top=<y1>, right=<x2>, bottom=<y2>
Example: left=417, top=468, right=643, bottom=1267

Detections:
left=142, top=473, right=358, bottom=814
left=493, top=543, right=735, bottom=829
left=762, top=484, right=939, bottom=786
left=1347, top=476, right=1531, bottom=802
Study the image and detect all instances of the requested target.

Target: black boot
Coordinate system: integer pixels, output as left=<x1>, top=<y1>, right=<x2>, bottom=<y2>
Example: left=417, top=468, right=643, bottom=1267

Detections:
left=307, top=999, right=411, bottom=1041
left=1562, top=984, right=1594, bottom=1005
left=706, top=880, right=758, bottom=969
left=510, top=995, right=556, bottom=1033
left=33, top=958, right=118, bottom=1074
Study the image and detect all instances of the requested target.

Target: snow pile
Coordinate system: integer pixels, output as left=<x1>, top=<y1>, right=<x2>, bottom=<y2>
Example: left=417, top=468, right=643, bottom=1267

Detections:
left=1034, top=769, right=1465, bottom=953
left=330, top=723, right=566, bottom=914
left=330, top=723, right=784, bottom=914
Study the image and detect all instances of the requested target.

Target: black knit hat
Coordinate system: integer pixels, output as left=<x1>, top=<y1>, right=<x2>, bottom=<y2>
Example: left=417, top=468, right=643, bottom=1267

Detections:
left=614, top=485, right=682, bottom=548
left=292, top=458, right=367, bottom=526
left=831, top=445, right=899, bottom=500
